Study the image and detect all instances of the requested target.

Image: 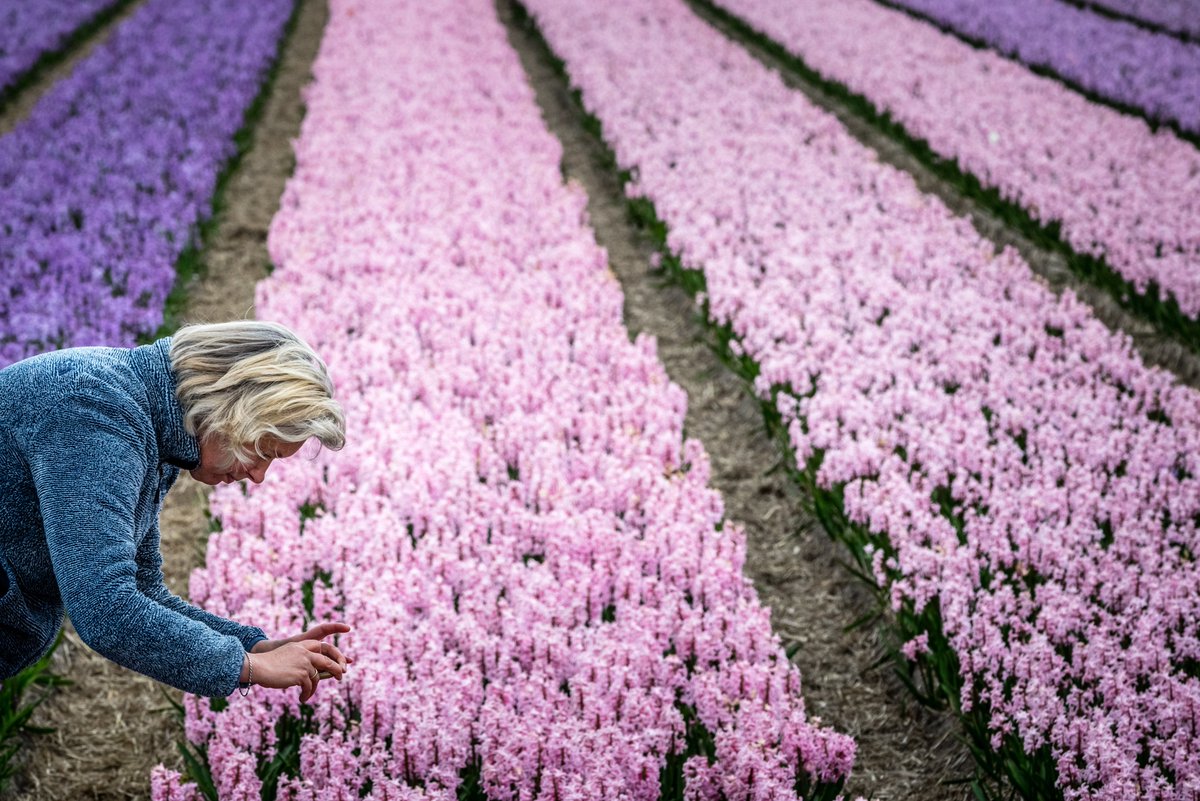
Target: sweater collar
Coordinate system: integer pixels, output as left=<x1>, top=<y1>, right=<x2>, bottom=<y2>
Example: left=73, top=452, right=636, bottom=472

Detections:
left=131, top=338, right=201, bottom=470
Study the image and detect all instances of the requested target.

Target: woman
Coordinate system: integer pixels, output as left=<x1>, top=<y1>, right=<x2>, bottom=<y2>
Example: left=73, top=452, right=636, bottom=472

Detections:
left=0, top=320, right=350, bottom=702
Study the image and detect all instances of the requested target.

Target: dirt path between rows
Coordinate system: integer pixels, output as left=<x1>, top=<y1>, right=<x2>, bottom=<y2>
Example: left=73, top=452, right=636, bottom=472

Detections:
left=496, top=2, right=974, bottom=798
left=3, top=1, right=327, bottom=798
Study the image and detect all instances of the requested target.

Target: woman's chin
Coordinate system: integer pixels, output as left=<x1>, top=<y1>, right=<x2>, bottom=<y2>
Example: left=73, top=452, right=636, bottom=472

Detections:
left=189, top=470, right=226, bottom=486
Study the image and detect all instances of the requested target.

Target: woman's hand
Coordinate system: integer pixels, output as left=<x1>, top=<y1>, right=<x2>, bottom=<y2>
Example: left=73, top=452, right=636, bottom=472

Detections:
left=251, top=622, right=352, bottom=659
left=246, top=622, right=353, bottom=702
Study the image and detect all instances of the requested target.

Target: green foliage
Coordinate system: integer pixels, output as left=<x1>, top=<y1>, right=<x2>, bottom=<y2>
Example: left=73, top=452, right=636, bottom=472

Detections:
left=258, top=711, right=308, bottom=800
left=173, top=699, right=313, bottom=801
left=456, top=756, right=487, bottom=800
left=177, top=738, right=219, bottom=801
left=299, top=500, right=326, bottom=535
left=300, top=568, right=334, bottom=627
left=0, top=633, right=69, bottom=792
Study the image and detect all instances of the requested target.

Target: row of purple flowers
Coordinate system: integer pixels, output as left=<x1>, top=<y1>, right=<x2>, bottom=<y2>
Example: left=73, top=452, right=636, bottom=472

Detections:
left=522, top=0, right=1200, bottom=797
left=152, top=0, right=856, bottom=797
left=0, top=0, right=120, bottom=95
left=0, top=0, right=293, bottom=369
left=880, top=0, right=1200, bottom=136
left=705, top=0, right=1200, bottom=320
left=1083, top=0, right=1200, bottom=39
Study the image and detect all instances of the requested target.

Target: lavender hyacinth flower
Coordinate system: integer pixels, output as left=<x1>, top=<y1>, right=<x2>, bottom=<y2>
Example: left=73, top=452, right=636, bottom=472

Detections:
left=0, top=0, right=293, bottom=368
left=1083, top=0, right=1200, bottom=39
left=883, top=0, right=1200, bottom=134
left=0, top=0, right=121, bottom=94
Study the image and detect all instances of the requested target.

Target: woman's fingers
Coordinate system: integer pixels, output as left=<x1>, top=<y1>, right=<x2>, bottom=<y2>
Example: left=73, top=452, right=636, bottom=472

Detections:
left=297, top=621, right=352, bottom=642
left=329, top=644, right=349, bottom=670
left=298, top=650, right=345, bottom=683
left=300, top=655, right=345, bottom=699
left=248, top=640, right=351, bottom=702
left=295, top=641, right=347, bottom=684
left=298, top=668, right=316, bottom=703
left=299, top=638, right=351, bottom=672
left=303, top=670, right=315, bottom=700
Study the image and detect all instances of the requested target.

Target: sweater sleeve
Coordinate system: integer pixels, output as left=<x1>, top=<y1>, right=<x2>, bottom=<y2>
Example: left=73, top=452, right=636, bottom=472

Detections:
left=29, top=393, right=248, bottom=697
left=134, top=520, right=268, bottom=653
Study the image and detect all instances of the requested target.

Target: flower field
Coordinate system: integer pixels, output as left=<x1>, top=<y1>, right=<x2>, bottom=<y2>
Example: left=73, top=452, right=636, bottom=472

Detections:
left=705, top=0, right=1200, bottom=329
left=0, top=0, right=292, bottom=367
left=877, top=0, right=1200, bottom=137
left=518, top=0, right=1200, bottom=797
left=0, top=0, right=122, bottom=95
left=148, top=0, right=853, bottom=798
left=3, top=0, right=1198, bottom=799
left=1082, top=0, right=1200, bottom=39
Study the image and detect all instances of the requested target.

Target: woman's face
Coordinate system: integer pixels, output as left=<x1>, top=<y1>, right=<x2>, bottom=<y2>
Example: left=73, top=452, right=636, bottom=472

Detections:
left=189, top=436, right=304, bottom=486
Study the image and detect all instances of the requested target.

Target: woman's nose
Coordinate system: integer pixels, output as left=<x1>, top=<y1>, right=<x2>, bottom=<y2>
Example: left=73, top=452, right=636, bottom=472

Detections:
left=247, top=460, right=271, bottom=484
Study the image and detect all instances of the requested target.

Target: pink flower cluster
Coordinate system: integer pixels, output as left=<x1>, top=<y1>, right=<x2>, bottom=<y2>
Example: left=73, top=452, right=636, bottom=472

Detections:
left=520, top=0, right=1200, bottom=798
left=713, top=0, right=1200, bottom=319
left=150, top=0, right=854, bottom=798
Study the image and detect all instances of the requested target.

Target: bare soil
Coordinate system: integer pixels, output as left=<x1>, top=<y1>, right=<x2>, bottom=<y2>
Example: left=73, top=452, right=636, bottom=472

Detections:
left=1, top=1, right=328, bottom=798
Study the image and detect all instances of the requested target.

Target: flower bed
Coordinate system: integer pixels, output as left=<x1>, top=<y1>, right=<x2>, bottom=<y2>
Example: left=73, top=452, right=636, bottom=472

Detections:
left=150, top=0, right=855, bottom=798
left=703, top=0, right=1200, bottom=325
left=0, top=0, right=121, bottom=95
left=518, top=0, right=1200, bottom=798
left=878, top=0, right=1200, bottom=137
left=0, top=0, right=293, bottom=368
left=1083, top=0, right=1200, bottom=39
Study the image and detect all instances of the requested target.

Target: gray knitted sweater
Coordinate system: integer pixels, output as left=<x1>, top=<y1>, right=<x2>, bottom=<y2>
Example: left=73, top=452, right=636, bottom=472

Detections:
left=0, top=339, right=266, bottom=697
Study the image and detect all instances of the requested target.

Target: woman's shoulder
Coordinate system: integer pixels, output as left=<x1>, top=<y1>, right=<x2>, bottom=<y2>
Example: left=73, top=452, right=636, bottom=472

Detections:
left=4, top=345, right=133, bottom=394
left=0, top=346, right=151, bottom=439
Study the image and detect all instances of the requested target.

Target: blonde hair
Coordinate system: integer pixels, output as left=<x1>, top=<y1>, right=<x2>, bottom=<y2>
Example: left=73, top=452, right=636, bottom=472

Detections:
left=169, top=321, right=345, bottom=466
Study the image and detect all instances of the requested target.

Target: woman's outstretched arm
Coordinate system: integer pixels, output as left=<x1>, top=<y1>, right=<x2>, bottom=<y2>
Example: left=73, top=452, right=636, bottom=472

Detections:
left=133, top=515, right=268, bottom=652
left=28, top=388, right=349, bottom=698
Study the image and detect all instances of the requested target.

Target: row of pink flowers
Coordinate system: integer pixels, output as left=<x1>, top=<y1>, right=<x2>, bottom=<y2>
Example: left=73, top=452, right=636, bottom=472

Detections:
left=151, top=0, right=855, bottom=798
left=520, top=0, right=1200, bottom=798
left=712, top=0, right=1200, bottom=320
